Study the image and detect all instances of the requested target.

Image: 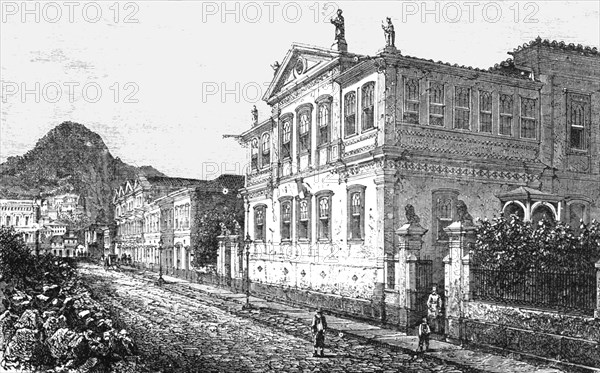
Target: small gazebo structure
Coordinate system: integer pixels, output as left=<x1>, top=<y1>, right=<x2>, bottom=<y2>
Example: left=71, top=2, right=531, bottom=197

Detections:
left=496, top=187, right=563, bottom=225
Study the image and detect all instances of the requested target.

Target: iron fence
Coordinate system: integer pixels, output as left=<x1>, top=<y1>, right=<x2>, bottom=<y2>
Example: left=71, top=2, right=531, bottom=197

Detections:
left=471, top=267, right=597, bottom=314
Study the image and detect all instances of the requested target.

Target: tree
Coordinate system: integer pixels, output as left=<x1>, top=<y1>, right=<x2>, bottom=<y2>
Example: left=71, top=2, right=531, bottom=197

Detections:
left=0, top=227, right=35, bottom=288
left=190, top=192, right=244, bottom=268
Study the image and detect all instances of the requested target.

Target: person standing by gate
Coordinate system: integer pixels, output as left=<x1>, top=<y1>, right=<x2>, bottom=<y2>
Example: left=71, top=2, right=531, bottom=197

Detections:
left=427, top=286, right=442, bottom=333
left=311, top=307, right=328, bottom=357
left=417, top=317, right=431, bottom=352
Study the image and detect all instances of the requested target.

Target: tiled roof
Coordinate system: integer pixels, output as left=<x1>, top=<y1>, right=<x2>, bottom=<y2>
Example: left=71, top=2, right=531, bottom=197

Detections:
left=145, top=176, right=206, bottom=188
left=512, top=36, right=599, bottom=57
left=396, top=54, right=533, bottom=80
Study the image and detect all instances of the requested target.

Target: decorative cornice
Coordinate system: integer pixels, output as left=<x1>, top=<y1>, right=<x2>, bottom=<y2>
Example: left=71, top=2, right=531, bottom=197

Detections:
left=397, top=127, right=539, bottom=162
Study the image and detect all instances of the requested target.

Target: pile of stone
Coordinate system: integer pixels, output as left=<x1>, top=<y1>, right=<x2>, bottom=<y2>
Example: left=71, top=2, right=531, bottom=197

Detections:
left=0, top=261, right=139, bottom=372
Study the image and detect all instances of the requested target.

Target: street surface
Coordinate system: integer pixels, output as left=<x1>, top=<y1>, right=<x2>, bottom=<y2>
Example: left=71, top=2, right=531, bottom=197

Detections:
left=79, top=264, right=479, bottom=373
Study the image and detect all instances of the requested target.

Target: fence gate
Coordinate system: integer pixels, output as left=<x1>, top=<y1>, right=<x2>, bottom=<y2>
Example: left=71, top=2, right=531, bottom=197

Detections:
left=406, top=259, right=444, bottom=334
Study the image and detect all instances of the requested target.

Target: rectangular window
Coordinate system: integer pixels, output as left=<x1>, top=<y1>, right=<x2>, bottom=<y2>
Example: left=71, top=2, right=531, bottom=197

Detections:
left=479, top=91, right=492, bottom=133
left=297, top=198, right=310, bottom=241
left=567, top=93, right=590, bottom=151
left=499, top=94, right=513, bottom=136
left=361, top=82, right=375, bottom=130
left=454, top=87, right=470, bottom=130
left=344, top=91, right=357, bottom=136
left=404, top=77, right=419, bottom=124
left=429, top=82, right=445, bottom=126
left=280, top=201, right=292, bottom=241
left=520, top=97, right=537, bottom=139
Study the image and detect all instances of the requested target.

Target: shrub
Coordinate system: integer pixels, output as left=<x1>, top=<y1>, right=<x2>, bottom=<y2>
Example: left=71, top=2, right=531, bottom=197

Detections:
left=473, top=216, right=600, bottom=272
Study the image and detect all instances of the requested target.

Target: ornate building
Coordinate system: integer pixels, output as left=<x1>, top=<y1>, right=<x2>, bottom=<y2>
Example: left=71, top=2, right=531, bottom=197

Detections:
left=237, top=23, right=599, bottom=321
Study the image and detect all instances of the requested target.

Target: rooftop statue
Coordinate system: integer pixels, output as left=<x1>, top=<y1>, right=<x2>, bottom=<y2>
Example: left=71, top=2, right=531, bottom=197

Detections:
left=330, top=9, right=345, bottom=42
left=382, top=17, right=395, bottom=48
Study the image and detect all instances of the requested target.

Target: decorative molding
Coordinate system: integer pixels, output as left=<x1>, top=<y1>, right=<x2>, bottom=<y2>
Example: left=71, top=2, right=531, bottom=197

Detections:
left=278, top=66, right=340, bottom=108
left=397, top=127, right=539, bottom=162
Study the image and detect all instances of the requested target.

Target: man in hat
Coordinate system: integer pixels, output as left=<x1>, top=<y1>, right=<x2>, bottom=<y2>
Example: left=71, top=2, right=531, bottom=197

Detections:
left=311, top=307, right=328, bottom=357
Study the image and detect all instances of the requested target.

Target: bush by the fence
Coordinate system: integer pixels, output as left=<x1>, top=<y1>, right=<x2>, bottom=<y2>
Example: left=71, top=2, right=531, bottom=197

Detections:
left=473, top=217, right=600, bottom=272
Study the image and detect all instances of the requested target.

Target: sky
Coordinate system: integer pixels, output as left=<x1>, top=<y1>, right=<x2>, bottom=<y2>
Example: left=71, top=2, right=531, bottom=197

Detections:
left=1, top=0, right=598, bottom=180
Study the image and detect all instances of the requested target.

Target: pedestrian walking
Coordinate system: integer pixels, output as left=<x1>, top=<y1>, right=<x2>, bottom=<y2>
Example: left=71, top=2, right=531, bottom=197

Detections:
left=311, top=307, right=327, bottom=357
left=417, top=317, right=431, bottom=352
left=426, top=285, right=442, bottom=333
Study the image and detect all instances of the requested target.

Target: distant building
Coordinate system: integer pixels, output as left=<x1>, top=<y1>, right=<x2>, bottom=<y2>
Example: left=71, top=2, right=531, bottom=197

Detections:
left=113, top=174, right=245, bottom=270
left=0, top=198, right=41, bottom=249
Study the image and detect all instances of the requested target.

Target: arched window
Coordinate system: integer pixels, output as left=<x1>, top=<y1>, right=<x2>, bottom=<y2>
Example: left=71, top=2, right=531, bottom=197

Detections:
left=316, top=191, right=334, bottom=242
left=297, top=197, right=311, bottom=241
left=531, top=204, right=555, bottom=227
left=280, top=199, right=292, bottom=241
left=281, top=121, right=291, bottom=159
left=361, top=82, right=375, bottom=130
left=297, top=110, right=311, bottom=154
left=347, top=185, right=366, bottom=241
left=404, top=77, right=419, bottom=124
left=567, top=93, right=590, bottom=151
left=318, top=104, right=330, bottom=145
left=344, top=91, right=357, bottom=137
left=250, top=138, right=259, bottom=171
left=261, top=133, right=270, bottom=167
left=503, top=202, right=525, bottom=221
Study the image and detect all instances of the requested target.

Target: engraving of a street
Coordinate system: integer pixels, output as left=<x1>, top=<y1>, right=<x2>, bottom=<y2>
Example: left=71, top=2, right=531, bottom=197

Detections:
left=0, top=1, right=599, bottom=372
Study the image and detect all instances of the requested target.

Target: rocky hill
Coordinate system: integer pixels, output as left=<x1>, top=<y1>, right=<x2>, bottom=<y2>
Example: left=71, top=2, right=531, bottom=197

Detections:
left=0, top=121, right=165, bottom=224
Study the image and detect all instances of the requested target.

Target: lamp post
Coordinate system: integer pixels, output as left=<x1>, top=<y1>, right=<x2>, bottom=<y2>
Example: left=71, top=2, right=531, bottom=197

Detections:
left=242, top=233, right=253, bottom=310
left=156, top=238, right=165, bottom=286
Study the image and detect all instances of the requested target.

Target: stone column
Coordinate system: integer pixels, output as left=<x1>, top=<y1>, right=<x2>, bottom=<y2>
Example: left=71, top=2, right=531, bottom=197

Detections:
left=443, top=221, right=476, bottom=342
left=594, top=260, right=600, bottom=319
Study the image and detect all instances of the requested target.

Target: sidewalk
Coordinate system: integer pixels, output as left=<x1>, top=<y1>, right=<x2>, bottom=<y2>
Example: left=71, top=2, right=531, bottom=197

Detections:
left=125, top=267, right=588, bottom=373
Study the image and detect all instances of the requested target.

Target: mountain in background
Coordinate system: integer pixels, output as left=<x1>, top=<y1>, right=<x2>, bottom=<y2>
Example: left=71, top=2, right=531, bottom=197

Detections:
left=0, top=121, right=166, bottom=224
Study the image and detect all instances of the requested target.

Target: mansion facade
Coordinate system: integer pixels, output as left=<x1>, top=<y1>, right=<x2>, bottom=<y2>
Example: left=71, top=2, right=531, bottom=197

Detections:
left=237, top=35, right=599, bottom=317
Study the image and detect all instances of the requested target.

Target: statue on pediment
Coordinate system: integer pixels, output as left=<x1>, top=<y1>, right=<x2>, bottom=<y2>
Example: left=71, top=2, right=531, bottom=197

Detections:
left=382, top=17, right=395, bottom=48
left=271, top=61, right=280, bottom=75
left=330, top=9, right=345, bottom=42
left=251, top=105, right=258, bottom=126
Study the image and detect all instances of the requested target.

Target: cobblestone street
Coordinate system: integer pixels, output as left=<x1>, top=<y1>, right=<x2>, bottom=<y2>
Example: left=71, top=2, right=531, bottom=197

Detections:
left=78, top=264, right=479, bottom=373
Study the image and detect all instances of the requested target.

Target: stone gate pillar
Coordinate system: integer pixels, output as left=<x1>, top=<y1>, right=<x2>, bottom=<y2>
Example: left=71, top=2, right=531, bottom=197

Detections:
left=443, top=221, right=475, bottom=342
left=395, top=221, right=427, bottom=329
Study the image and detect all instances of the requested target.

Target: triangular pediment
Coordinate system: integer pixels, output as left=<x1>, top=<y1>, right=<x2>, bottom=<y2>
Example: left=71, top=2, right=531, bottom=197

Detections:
left=263, top=44, right=344, bottom=104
